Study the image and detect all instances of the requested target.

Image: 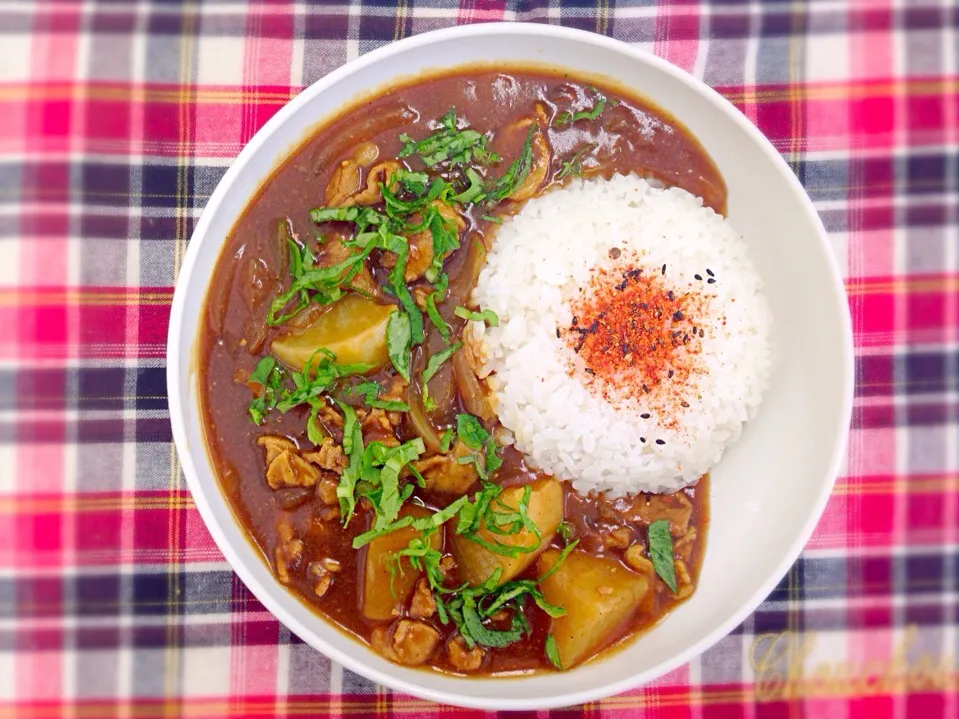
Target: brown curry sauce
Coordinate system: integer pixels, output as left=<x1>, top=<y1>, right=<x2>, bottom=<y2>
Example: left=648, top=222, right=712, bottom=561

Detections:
left=199, top=67, right=721, bottom=675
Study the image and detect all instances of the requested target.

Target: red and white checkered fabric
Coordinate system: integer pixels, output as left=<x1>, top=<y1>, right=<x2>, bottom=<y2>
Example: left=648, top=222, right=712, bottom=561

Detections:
left=1, top=1, right=956, bottom=717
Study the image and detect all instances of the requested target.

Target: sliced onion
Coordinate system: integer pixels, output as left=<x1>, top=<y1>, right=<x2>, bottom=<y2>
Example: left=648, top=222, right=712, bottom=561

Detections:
left=445, top=233, right=487, bottom=308
left=403, top=345, right=443, bottom=452
left=406, top=381, right=444, bottom=453
left=452, top=348, right=493, bottom=421
left=311, top=102, right=415, bottom=175
left=405, top=232, right=492, bottom=446
left=424, top=330, right=456, bottom=410
left=352, top=141, right=380, bottom=167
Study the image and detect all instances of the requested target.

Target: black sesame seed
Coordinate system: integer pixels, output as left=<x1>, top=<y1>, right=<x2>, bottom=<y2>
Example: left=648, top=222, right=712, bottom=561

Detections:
left=556, top=328, right=561, bottom=338
left=585, top=367, right=595, bottom=375
left=640, top=413, right=651, bottom=419
left=681, top=401, right=690, bottom=408
left=642, top=384, right=649, bottom=393
left=668, top=370, right=674, bottom=378
left=707, top=278, right=716, bottom=284
left=694, top=274, right=702, bottom=281
left=655, top=439, right=665, bottom=445
left=699, top=329, right=705, bottom=338
left=668, top=291, right=674, bottom=300
left=640, top=437, right=646, bottom=443
left=706, top=268, right=714, bottom=277
left=672, top=311, right=683, bottom=321
left=661, top=264, right=666, bottom=275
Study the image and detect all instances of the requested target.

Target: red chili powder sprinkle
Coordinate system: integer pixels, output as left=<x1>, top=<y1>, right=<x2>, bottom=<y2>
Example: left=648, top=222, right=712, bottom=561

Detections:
left=563, top=263, right=706, bottom=416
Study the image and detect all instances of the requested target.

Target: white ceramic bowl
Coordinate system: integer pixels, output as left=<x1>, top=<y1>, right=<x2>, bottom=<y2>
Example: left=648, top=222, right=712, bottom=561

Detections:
left=167, top=23, right=853, bottom=710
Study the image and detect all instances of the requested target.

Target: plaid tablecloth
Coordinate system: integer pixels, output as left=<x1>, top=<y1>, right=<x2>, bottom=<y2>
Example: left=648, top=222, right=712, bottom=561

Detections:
left=2, top=1, right=957, bottom=717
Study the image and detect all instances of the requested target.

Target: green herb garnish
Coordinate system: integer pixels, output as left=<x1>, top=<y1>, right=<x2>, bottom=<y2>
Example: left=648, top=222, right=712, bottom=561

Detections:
left=456, top=413, right=490, bottom=450
left=390, top=532, right=445, bottom=603
left=247, top=357, right=285, bottom=424
left=249, top=355, right=276, bottom=386
left=450, top=167, right=487, bottom=204
left=398, top=109, right=499, bottom=168
left=556, top=143, right=597, bottom=180
left=426, top=209, right=461, bottom=283
left=352, top=380, right=410, bottom=412
left=355, top=493, right=469, bottom=549
left=428, top=495, right=471, bottom=527
left=336, top=400, right=364, bottom=524
left=306, top=401, right=327, bottom=444
left=481, top=124, right=535, bottom=204
left=409, top=464, right=427, bottom=489
left=648, top=519, right=678, bottom=593
left=438, top=542, right=576, bottom=649
left=387, top=490, right=580, bottom=649
left=421, top=383, right=438, bottom=412
left=484, top=441, right=503, bottom=475
left=375, top=438, right=424, bottom=524
left=545, top=634, right=562, bottom=669
left=439, top=427, right=455, bottom=453
left=553, top=88, right=607, bottom=127
left=380, top=175, right=449, bottom=221
left=346, top=436, right=427, bottom=546
left=454, top=481, right=495, bottom=534
left=454, top=306, right=499, bottom=327
left=267, top=238, right=373, bottom=325
left=393, top=168, right=430, bottom=195
left=461, top=592, right=526, bottom=647
left=386, top=311, right=412, bottom=382
left=422, top=342, right=462, bottom=386
left=274, top=349, right=373, bottom=413
left=386, top=241, right=424, bottom=344
left=448, top=480, right=543, bottom=558
left=247, top=350, right=371, bottom=430
left=352, top=515, right=415, bottom=548
left=309, top=205, right=389, bottom=228
left=452, top=413, right=501, bottom=482
left=424, top=291, right=451, bottom=341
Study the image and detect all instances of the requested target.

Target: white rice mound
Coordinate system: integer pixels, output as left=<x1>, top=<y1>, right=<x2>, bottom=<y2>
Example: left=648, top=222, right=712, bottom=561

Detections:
left=467, top=174, right=773, bottom=496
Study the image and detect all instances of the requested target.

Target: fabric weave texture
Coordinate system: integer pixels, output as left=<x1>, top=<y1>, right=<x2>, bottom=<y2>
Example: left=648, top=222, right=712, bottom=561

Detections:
left=1, top=1, right=956, bottom=717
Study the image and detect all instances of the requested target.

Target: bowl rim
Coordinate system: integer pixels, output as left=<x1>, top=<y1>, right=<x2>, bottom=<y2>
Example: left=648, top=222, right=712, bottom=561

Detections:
left=167, top=21, right=854, bottom=709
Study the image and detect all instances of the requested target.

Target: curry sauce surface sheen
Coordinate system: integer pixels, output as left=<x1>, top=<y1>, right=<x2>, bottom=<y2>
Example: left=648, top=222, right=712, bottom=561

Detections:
left=200, top=68, right=721, bottom=675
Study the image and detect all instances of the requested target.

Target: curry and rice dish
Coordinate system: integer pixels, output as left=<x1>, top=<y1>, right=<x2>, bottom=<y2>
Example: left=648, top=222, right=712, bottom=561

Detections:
left=199, top=68, right=772, bottom=674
